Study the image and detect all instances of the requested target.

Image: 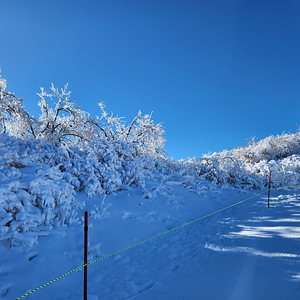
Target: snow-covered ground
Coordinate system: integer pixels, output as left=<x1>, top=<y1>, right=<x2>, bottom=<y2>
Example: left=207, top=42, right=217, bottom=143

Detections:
left=1, top=185, right=299, bottom=299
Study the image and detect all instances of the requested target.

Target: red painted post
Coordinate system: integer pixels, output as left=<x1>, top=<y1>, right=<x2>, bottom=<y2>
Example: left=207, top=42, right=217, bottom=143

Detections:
left=268, top=171, right=272, bottom=208
left=84, top=211, right=88, bottom=300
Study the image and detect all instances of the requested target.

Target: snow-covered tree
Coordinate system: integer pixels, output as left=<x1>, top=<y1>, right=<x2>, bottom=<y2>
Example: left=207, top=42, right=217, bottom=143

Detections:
left=97, top=102, right=127, bottom=141
left=0, top=67, right=7, bottom=97
left=36, top=83, right=102, bottom=145
left=0, top=67, right=167, bottom=159
left=97, top=103, right=167, bottom=158
left=126, top=111, right=167, bottom=158
left=0, top=68, right=36, bottom=138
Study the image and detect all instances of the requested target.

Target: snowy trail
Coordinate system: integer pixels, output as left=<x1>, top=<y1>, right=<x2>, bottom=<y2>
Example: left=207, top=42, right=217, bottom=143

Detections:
left=133, top=191, right=300, bottom=300
left=3, top=189, right=300, bottom=300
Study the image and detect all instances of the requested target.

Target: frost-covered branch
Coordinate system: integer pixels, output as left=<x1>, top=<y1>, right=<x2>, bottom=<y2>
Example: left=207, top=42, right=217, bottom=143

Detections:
left=0, top=69, right=37, bottom=138
left=0, top=67, right=168, bottom=158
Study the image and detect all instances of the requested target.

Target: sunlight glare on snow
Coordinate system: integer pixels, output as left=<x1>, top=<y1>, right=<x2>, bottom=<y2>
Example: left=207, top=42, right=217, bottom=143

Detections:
left=204, top=243, right=299, bottom=258
left=226, top=225, right=300, bottom=239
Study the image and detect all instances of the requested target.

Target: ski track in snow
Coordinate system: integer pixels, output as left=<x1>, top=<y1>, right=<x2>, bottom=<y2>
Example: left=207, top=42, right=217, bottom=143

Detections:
left=1, top=189, right=300, bottom=300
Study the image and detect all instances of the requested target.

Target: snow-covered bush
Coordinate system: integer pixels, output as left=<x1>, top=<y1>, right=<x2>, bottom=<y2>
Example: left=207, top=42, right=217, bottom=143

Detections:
left=202, top=132, right=300, bottom=188
left=231, top=133, right=300, bottom=163
left=0, top=136, right=79, bottom=249
left=0, top=131, right=167, bottom=248
left=96, top=102, right=166, bottom=158
left=36, top=84, right=102, bottom=145
left=0, top=69, right=166, bottom=159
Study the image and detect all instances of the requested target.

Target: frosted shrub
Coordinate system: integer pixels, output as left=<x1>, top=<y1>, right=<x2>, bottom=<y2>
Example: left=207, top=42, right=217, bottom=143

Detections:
left=0, top=135, right=79, bottom=249
left=204, top=132, right=300, bottom=188
left=36, top=84, right=102, bottom=145
left=1, top=68, right=167, bottom=160
left=0, top=170, right=78, bottom=249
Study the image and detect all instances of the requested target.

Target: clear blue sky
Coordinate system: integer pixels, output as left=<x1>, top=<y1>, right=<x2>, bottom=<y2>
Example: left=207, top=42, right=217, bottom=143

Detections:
left=1, top=0, right=300, bottom=160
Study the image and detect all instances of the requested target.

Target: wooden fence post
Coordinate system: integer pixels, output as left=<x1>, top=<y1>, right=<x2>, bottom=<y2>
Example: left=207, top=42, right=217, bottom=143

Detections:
left=268, top=171, right=272, bottom=208
left=84, top=211, right=88, bottom=300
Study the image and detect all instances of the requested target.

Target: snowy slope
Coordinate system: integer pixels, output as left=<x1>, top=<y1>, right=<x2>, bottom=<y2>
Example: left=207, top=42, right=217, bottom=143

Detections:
left=134, top=190, right=300, bottom=300
left=1, top=186, right=300, bottom=299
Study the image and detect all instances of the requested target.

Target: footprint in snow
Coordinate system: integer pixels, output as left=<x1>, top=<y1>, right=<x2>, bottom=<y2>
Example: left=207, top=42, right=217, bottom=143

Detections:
left=169, top=264, right=181, bottom=272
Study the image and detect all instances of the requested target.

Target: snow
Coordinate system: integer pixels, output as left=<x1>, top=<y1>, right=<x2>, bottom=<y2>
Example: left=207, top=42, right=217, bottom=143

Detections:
left=1, top=186, right=300, bottom=299
left=135, top=192, right=300, bottom=300
left=1, top=128, right=300, bottom=299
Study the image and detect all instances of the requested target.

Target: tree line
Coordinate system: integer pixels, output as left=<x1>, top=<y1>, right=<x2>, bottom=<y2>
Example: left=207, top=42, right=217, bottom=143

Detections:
left=0, top=69, right=167, bottom=158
